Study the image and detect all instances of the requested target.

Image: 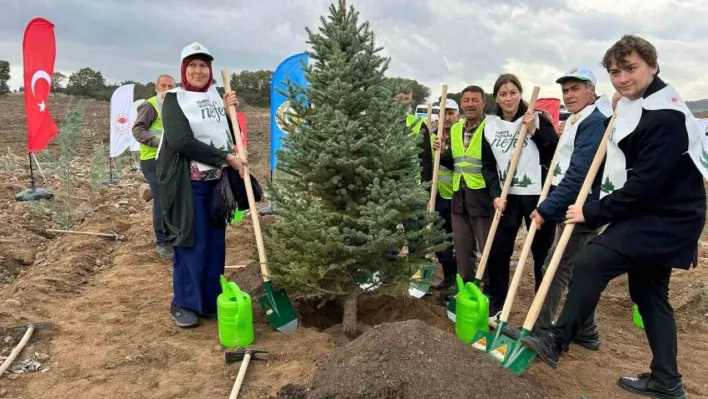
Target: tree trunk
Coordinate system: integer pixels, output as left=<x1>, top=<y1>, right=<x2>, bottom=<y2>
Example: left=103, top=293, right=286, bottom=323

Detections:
left=342, top=291, right=359, bottom=339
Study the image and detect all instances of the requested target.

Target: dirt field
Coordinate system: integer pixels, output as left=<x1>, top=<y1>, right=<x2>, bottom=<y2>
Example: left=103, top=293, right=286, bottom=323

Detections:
left=0, top=93, right=707, bottom=398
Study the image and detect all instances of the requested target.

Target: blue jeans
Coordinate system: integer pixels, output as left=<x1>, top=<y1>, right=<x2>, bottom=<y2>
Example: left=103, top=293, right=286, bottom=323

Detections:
left=172, top=181, right=226, bottom=316
left=140, top=159, right=168, bottom=244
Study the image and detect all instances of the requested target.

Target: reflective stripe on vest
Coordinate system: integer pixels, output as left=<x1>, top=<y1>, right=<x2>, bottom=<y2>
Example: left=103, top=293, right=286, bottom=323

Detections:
left=430, top=133, right=454, bottom=199
left=139, top=96, right=163, bottom=161
left=451, top=119, right=486, bottom=191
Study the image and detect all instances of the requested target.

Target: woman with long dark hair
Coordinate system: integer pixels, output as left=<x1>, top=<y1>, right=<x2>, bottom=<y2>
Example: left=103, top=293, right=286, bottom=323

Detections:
left=481, top=73, right=559, bottom=317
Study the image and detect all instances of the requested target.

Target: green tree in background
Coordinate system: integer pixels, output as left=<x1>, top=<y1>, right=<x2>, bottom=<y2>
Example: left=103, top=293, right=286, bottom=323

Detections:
left=66, top=67, right=106, bottom=98
left=230, top=69, right=272, bottom=107
left=0, top=60, right=10, bottom=95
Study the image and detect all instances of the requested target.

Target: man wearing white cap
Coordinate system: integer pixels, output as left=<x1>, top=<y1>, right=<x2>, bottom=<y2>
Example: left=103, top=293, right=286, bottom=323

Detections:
left=430, top=98, right=461, bottom=290
left=504, top=66, right=612, bottom=348
left=133, top=74, right=176, bottom=259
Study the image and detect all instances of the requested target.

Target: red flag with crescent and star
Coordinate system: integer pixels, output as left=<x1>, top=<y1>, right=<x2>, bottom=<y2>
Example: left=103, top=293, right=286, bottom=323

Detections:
left=23, top=17, right=58, bottom=153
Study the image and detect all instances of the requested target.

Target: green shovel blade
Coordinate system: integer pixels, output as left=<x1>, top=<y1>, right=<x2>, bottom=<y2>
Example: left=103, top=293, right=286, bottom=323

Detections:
left=409, top=261, right=435, bottom=299
left=258, top=281, right=298, bottom=333
left=499, top=328, right=537, bottom=375
left=470, top=319, right=510, bottom=354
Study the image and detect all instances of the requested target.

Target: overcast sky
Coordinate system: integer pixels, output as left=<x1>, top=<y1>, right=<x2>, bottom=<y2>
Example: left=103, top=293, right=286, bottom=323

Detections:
left=1, top=0, right=706, bottom=102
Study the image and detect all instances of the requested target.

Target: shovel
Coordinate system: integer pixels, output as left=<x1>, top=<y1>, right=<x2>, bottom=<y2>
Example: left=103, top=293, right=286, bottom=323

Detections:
left=475, top=144, right=561, bottom=356
left=501, top=113, right=617, bottom=375
left=448, top=86, right=541, bottom=323
left=222, top=70, right=298, bottom=334
left=409, top=88, right=448, bottom=298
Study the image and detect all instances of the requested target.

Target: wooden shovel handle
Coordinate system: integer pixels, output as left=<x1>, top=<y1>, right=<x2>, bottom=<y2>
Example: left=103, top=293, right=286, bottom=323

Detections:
left=522, top=113, right=617, bottom=330
left=499, top=144, right=561, bottom=322
left=475, top=86, right=541, bottom=281
left=426, top=103, right=433, bottom=134
left=229, top=352, right=252, bottom=399
left=0, top=324, right=35, bottom=377
left=428, top=85, right=448, bottom=213
left=221, top=70, right=270, bottom=282
left=46, top=229, right=120, bottom=240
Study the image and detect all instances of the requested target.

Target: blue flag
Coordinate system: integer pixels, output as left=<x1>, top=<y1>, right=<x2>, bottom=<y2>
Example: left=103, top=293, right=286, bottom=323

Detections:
left=271, top=52, right=309, bottom=171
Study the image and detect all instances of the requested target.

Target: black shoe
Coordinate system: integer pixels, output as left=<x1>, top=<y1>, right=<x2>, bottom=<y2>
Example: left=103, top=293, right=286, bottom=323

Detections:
left=520, top=331, right=562, bottom=369
left=502, top=324, right=521, bottom=340
left=573, top=331, right=600, bottom=351
left=617, top=373, right=687, bottom=399
left=170, top=304, right=198, bottom=327
left=432, top=276, right=453, bottom=291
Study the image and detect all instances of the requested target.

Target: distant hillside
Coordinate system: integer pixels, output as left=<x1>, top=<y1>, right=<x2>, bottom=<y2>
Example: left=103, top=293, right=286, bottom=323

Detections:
left=687, top=99, right=708, bottom=113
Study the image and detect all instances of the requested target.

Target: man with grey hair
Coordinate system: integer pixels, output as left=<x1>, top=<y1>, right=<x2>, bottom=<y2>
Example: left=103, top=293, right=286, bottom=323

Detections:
left=504, top=67, right=612, bottom=348
left=133, top=74, right=176, bottom=259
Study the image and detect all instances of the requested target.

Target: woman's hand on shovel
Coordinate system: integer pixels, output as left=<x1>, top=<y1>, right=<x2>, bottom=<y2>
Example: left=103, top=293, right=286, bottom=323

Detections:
left=565, top=204, right=585, bottom=224
left=226, top=153, right=247, bottom=178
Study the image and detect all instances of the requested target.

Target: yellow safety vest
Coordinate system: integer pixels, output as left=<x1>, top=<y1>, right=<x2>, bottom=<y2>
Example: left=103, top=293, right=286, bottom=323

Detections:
left=430, top=133, right=454, bottom=199
left=451, top=119, right=486, bottom=191
left=406, top=113, right=425, bottom=185
left=406, top=113, right=424, bottom=134
left=139, top=96, right=163, bottom=161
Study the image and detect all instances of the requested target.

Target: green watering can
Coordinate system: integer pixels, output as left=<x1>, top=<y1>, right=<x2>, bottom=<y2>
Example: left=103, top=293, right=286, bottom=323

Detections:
left=633, top=303, right=644, bottom=329
left=455, top=274, right=489, bottom=343
left=217, top=275, right=254, bottom=348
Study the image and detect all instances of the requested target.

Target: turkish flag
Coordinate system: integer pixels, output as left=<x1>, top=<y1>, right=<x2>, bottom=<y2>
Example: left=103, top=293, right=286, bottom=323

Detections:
left=23, top=18, right=58, bottom=153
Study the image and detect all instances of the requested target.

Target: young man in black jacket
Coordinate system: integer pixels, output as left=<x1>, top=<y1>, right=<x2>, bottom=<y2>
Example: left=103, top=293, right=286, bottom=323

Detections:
left=522, top=35, right=706, bottom=399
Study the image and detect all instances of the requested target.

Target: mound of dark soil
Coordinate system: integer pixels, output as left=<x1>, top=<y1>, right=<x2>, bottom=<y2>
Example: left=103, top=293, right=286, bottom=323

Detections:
left=274, top=319, right=545, bottom=399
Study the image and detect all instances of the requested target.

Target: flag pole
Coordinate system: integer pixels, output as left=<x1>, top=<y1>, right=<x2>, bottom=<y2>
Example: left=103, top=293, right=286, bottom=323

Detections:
left=28, top=153, right=36, bottom=190
left=105, top=156, right=120, bottom=185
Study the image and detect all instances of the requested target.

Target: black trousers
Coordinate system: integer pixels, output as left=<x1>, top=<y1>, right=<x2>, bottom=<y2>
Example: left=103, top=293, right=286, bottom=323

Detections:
left=435, top=194, right=457, bottom=279
left=486, top=195, right=556, bottom=311
left=553, top=243, right=680, bottom=386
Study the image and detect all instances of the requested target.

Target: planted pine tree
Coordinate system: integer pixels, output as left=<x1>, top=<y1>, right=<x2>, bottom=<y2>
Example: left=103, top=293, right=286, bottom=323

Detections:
left=262, top=0, right=447, bottom=337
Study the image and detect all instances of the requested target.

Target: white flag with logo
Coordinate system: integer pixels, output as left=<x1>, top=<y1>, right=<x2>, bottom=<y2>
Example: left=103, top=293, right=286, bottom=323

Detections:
left=129, top=99, right=145, bottom=152
left=109, top=84, right=137, bottom=157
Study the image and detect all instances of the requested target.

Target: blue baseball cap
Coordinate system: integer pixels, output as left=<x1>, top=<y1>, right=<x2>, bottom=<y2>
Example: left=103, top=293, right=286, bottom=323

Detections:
left=556, top=66, right=596, bottom=86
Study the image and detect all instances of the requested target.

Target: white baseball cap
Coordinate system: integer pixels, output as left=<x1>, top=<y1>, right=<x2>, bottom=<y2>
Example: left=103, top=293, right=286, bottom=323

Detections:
left=433, top=99, right=460, bottom=111
left=556, top=66, right=596, bottom=86
left=181, top=42, right=214, bottom=62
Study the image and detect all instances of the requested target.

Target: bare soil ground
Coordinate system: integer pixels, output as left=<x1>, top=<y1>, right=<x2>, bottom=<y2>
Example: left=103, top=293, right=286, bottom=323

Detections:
left=0, top=93, right=707, bottom=399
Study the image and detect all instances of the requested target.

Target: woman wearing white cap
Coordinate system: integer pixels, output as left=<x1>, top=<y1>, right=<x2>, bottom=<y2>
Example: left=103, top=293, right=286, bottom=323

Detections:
left=157, top=42, right=247, bottom=327
left=481, top=73, right=559, bottom=319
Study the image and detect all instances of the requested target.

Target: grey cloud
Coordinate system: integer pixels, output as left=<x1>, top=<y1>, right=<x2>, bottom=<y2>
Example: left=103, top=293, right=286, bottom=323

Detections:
left=1, top=0, right=706, bottom=100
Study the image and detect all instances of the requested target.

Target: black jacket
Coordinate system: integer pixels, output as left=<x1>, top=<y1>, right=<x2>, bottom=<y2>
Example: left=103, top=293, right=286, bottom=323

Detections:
left=583, top=77, right=706, bottom=270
